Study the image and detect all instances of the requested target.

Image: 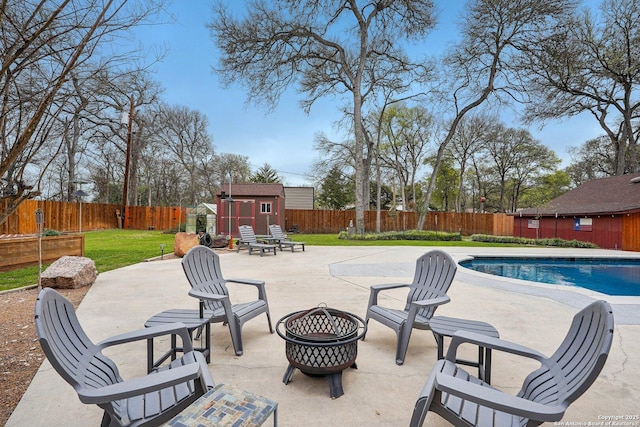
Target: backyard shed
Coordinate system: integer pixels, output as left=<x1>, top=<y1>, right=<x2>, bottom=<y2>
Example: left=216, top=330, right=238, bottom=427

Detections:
left=216, top=183, right=285, bottom=237
left=185, top=203, right=216, bottom=234
left=512, top=173, right=640, bottom=251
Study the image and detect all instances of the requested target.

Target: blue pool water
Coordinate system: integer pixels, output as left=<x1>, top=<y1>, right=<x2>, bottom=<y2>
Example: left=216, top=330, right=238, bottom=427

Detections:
left=459, top=257, right=640, bottom=296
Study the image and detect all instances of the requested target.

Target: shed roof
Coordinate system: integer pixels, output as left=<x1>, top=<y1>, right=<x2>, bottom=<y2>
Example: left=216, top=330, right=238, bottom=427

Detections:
left=199, top=203, right=217, bottom=214
left=519, top=173, right=640, bottom=216
left=217, top=183, right=285, bottom=198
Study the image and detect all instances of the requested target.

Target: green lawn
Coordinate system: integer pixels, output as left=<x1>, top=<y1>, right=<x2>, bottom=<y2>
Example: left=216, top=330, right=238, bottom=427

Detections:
left=0, top=230, right=176, bottom=292
left=84, top=229, right=175, bottom=272
left=0, top=230, right=513, bottom=292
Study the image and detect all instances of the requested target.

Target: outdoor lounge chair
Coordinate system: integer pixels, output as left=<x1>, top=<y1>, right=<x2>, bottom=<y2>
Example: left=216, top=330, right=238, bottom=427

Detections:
left=34, top=287, right=214, bottom=427
left=409, top=299, right=614, bottom=427
left=182, top=245, right=274, bottom=356
left=269, top=224, right=305, bottom=252
left=364, top=249, right=457, bottom=365
left=237, top=224, right=277, bottom=256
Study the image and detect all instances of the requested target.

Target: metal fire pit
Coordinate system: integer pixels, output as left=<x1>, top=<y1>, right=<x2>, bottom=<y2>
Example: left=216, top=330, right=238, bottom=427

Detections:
left=276, top=305, right=366, bottom=398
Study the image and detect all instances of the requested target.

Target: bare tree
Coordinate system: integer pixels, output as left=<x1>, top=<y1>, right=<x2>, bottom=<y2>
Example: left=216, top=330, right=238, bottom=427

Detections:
left=566, top=136, right=619, bottom=185
left=209, top=0, right=436, bottom=234
left=95, top=71, right=165, bottom=207
left=311, top=131, right=356, bottom=182
left=481, top=126, right=559, bottom=212
left=0, top=0, right=167, bottom=225
left=86, top=141, right=122, bottom=204
left=378, top=104, right=432, bottom=210
left=520, top=0, right=640, bottom=175
left=416, top=0, right=575, bottom=228
left=55, top=67, right=108, bottom=201
left=213, top=153, right=252, bottom=189
left=446, top=114, right=494, bottom=212
left=153, top=104, right=215, bottom=205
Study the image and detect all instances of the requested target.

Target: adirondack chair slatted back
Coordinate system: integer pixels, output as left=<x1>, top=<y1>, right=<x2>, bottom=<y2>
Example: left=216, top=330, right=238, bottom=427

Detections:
left=182, top=246, right=229, bottom=312
left=405, top=250, right=457, bottom=318
left=35, top=288, right=125, bottom=416
left=518, top=300, right=614, bottom=420
left=269, top=225, right=286, bottom=240
left=238, top=225, right=258, bottom=243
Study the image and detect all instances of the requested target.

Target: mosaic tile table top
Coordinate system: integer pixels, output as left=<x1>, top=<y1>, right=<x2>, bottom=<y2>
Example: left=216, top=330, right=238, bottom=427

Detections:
left=168, top=383, right=278, bottom=426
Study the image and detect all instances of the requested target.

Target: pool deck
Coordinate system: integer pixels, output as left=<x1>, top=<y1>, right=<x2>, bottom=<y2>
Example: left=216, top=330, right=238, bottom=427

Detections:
left=8, top=246, right=640, bottom=426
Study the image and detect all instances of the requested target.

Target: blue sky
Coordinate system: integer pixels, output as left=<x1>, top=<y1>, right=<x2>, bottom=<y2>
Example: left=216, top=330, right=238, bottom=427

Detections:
left=133, top=1, right=603, bottom=186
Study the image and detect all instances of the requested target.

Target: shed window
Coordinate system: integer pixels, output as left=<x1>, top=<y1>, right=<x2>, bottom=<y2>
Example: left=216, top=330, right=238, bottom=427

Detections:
left=260, top=202, right=272, bottom=214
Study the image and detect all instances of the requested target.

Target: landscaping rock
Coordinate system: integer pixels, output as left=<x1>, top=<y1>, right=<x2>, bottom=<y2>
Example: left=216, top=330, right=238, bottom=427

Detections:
left=174, top=232, right=199, bottom=257
left=41, top=256, right=97, bottom=289
left=210, top=236, right=229, bottom=248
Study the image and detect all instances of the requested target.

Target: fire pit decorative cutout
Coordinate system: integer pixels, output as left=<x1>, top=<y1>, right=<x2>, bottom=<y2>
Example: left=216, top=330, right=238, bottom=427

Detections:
left=276, top=305, right=366, bottom=398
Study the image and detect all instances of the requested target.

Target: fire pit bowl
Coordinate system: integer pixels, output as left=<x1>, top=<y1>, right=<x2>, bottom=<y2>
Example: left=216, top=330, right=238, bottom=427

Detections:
left=276, top=305, right=367, bottom=398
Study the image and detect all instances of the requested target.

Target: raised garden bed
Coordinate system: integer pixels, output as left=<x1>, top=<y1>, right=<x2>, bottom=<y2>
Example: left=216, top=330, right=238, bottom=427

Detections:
left=0, top=234, right=85, bottom=272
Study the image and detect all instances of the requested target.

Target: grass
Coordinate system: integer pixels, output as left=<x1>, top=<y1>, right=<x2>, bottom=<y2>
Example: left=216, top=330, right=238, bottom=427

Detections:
left=84, top=229, right=175, bottom=272
left=0, top=230, right=176, bottom=292
left=0, top=230, right=517, bottom=292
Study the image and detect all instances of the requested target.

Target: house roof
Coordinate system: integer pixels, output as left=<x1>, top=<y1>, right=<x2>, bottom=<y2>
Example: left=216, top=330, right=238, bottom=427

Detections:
left=216, top=183, right=285, bottom=198
left=519, top=173, right=640, bottom=216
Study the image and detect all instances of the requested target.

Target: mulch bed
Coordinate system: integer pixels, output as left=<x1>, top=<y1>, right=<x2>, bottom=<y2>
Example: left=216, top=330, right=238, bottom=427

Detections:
left=0, top=285, right=90, bottom=425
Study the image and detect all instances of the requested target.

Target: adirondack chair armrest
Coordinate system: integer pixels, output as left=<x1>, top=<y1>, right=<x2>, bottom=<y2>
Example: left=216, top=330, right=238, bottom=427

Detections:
left=188, top=289, right=228, bottom=302
left=226, top=278, right=268, bottom=300
left=434, top=373, right=565, bottom=422
left=368, top=283, right=410, bottom=306
left=405, top=296, right=451, bottom=330
left=371, top=283, right=410, bottom=291
left=77, top=361, right=204, bottom=404
left=446, top=330, right=546, bottom=363
left=97, top=323, right=193, bottom=353
left=226, top=278, right=264, bottom=287
left=412, top=295, right=451, bottom=308
left=189, top=289, right=234, bottom=318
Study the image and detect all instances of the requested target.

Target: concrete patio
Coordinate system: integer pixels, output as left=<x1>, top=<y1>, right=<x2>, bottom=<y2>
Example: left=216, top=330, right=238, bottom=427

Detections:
left=8, top=246, right=640, bottom=426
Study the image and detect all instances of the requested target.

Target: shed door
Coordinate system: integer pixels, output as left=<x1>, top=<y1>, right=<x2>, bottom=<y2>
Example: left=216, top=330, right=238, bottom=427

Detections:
left=236, top=200, right=256, bottom=232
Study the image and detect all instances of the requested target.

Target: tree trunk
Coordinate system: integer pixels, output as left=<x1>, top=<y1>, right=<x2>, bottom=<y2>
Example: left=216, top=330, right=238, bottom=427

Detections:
left=456, top=162, right=466, bottom=212
left=353, top=91, right=366, bottom=234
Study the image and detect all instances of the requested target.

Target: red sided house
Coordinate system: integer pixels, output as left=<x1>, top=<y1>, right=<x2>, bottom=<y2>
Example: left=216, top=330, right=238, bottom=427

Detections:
left=512, top=173, right=640, bottom=251
left=216, top=183, right=286, bottom=237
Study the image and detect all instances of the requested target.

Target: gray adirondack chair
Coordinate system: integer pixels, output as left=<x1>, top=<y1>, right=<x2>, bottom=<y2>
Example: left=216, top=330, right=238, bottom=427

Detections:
left=269, top=224, right=305, bottom=252
left=364, top=250, right=457, bottom=365
left=410, top=300, right=614, bottom=427
left=182, top=245, right=274, bottom=356
left=237, top=224, right=277, bottom=256
left=34, top=288, right=214, bottom=427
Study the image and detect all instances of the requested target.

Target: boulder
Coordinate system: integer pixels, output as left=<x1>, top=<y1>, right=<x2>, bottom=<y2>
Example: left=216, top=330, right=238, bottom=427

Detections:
left=41, top=256, right=97, bottom=289
left=174, top=232, right=199, bottom=257
left=210, top=235, right=229, bottom=248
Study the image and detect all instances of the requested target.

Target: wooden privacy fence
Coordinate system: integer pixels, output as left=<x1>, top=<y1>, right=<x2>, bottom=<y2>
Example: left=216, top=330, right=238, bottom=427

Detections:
left=2, top=199, right=512, bottom=236
left=283, top=209, right=513, bottom=236
left=0, top=199, right=184, bottom=234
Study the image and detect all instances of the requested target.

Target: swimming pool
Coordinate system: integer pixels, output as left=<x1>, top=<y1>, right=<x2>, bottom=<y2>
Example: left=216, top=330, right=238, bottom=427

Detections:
left=459, top=257, right=640, bottom=296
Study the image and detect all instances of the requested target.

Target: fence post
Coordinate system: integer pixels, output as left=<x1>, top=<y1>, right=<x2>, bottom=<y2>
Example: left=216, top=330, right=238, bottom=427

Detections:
left=35, top=208, right=44, bottom=291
